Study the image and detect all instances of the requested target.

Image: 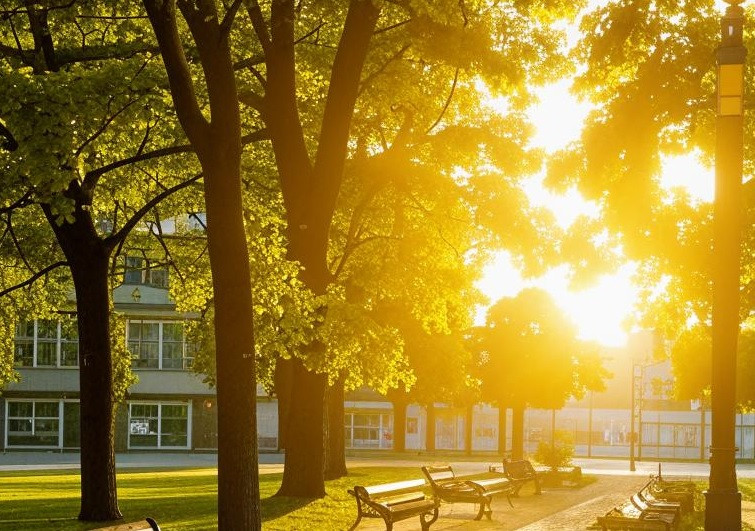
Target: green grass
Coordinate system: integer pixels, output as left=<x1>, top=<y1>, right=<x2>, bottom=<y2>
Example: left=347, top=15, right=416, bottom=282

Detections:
left=2, top=468, right=750, bottom=530
left=0, top=466, right=422, bottom=530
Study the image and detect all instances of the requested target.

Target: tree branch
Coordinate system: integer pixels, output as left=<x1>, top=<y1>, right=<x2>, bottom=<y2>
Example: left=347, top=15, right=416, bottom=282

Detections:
left=219, top=0, right=243, bottom=39
left=105, top=173, right=204, bottom=249
left=0, top=121, right=19, bottom=151
left=424, top=67, right=459, bottom=135
left=245, top=0, right=272, bottom=56
left=143, top=0, right=209, bottom=145
left=0, top=261, right=69, bottom=298
left=312, top=0, right=381, bottom=220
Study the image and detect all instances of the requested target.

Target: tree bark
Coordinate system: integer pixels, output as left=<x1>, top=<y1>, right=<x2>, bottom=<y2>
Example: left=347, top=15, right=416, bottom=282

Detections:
left=324, top=375, right=347, bottom=480
left=425, top=403, right=436, bottom=452
left=511, top=406, right=525, bottom=460
left=144, top=1, right=260, bottom=527
left=465, top=404, right=474, bottom=455
left=42, top=204, right=121, bottom=522
left=390, top=395, right=408, bottom=453
left=276, top=357, right=327, bottom=496
left=263, top=0, right=380, bottom=496
left=498, top=405, right=507, bottom=458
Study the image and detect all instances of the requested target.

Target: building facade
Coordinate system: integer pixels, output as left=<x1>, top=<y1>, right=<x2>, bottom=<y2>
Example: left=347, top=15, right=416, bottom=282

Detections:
left=2, top=277, right=752, bottom=462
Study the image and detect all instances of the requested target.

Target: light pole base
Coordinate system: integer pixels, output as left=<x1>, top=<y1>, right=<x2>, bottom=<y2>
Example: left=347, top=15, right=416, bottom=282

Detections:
left=704, top=489, right=741, bottom=530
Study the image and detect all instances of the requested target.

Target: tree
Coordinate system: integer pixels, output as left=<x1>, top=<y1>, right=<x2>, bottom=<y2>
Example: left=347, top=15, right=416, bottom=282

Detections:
left=243, top=0, right=581, bottom=494
left=671, top=324, right=755, bottom=408
left=142, top=0, right=263, bottom=527
left=0, top=1, right=209, bottom=520
left=478, top=288, right=608, bottom=459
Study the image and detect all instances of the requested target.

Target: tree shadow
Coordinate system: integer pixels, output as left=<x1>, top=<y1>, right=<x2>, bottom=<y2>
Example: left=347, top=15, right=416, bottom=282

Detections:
left=260, top=494, right=316, bottom=520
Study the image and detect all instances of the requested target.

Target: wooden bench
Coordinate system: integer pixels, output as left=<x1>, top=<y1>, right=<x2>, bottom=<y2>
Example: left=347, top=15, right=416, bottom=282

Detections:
left=348, top=478, right=439, bottom=530
left=647, top=476, right=695, bottom=513
left=597, top=503, right=677, bottom=530
left=637, top=479, right=690, bottom=513
left=488, top=459, right=542, bottom=496
left=421, top=464, right=513, bottom=521
left=92, top=518, right=160, bottom=531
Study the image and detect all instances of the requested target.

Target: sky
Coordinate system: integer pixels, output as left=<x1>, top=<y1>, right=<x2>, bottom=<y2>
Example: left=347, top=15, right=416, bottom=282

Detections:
left=475, top=46, right=716, bottom=347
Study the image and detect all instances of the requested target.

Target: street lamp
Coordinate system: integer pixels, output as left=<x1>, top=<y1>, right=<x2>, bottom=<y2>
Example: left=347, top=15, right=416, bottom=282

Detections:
left=706, top=1, right=746, bottom=529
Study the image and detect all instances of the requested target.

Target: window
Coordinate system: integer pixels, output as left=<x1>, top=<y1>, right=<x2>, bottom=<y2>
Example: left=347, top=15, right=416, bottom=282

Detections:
left=123, top=256, right=169, bottom=288
left=13, top=319, right=79, bottom=368
left=127, top=320, right=194, bottom=370
left=6, top=401, right=60, bottom=447
left=344, top=412, right=392, bottom=449
left=128, top=402, right=190, bottom=449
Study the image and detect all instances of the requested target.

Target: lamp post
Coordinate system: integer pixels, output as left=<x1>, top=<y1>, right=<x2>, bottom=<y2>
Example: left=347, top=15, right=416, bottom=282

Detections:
left=706, top=1, right=746, bottom=529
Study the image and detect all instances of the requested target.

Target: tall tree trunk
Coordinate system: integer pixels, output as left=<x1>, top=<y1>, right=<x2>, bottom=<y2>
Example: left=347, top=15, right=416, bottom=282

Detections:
left=204, top=158, right=259, bottom=529
left=144, top=2, right=260, bottom=527
left=426, top=403, right=436, bottom=452
left=43, top=206, right=121, bottom=522
left=324, top=375, right=347, bottom=480
left=391, top=395, right=408, bottom=453
left=277, top=357, right=327, bottom=496
left=264, top=0, right=380, bottom=497
left=511, top=406, right=525, bottom=460
left=465, top=404, right=474, bottom=455
left=498, top=405, right=507, bottom=458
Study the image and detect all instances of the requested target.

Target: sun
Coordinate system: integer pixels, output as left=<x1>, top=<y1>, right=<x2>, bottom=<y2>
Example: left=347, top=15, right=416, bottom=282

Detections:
left=476, top=79, right=714, bottom=348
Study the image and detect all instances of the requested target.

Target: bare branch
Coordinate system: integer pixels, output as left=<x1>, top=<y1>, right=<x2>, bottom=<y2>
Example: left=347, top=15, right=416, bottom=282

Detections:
left=245, top=0, right=272, bottom=56
left=74, top=97, right=140, bottom=157
left=105, top=173, right=204, bottom=248
left=424, top=67, right=459, bottom=135
left=374, top=19, right=410, bottom=35
left=219, top=0, right=243, bottom=38
left=0, top=261, right=69, bottom=298
left=0, top=191, right=34, bottom=214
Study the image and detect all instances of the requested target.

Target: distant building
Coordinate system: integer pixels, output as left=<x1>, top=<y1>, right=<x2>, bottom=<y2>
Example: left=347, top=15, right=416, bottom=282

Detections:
left=2, top=271, right=753, bottom=461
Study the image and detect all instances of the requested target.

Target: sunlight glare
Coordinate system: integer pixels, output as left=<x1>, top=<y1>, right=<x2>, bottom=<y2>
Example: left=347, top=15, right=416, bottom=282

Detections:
left=476, top=255, right=637, bottom=347
left=660, top=151, right=714, bottom=203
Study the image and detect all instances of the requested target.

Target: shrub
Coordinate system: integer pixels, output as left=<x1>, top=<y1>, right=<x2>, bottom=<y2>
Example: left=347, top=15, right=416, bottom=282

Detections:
left=533, top=430, right=575, bottom=471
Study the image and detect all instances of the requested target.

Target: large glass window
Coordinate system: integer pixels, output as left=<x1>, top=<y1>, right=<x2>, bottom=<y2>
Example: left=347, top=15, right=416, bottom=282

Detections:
left=344, top=412, right=392, bottom=449
left=127, top=321, right=194, bottom=370
left=123, top=256, right=169, bottom=288
left=13, top=319, right=79, bottom=368
left=6, top=401, right=60, bottom=447
left=128, top=402, right=190, bottom=449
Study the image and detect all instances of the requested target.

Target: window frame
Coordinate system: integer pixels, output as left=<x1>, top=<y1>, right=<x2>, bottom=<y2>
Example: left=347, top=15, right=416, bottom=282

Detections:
left=126, top=320, right=195, bottom=370
left=13, top=319, right=79, bottom=368
left=4, top=399, right=66, bottom=449
left=127, top=401, right=192, bottom=450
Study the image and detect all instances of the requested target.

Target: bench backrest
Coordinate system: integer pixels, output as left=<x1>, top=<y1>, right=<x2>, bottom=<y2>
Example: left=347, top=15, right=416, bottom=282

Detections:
left=503, top=460, right=536, bottom=480
left=421, top=465, right=456, bottom=486
left=354, top=478, right=427, bottom=501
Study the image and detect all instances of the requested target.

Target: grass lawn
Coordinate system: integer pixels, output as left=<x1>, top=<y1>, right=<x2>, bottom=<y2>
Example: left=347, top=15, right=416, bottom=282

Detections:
left=2, top=467, right=754, bottom=530
left=0, top=466, right=423, bottom=530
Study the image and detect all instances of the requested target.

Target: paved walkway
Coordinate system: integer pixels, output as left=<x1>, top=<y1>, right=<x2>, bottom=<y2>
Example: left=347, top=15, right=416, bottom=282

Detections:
left=354, top=476, right=647, bottom=530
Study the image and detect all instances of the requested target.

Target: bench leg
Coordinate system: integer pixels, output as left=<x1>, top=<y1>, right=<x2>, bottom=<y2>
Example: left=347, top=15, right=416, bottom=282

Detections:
left=347, top=514, right=362, bottom=531
left=505, top=493, right=514, bottom=509
left=474, top=496, right=493, bottom=521
left=420, top=508, right=439, bottom=530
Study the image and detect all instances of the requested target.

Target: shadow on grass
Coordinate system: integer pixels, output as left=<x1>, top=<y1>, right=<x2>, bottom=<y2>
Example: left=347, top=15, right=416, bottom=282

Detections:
left=261, top=494, right=316, bottom=520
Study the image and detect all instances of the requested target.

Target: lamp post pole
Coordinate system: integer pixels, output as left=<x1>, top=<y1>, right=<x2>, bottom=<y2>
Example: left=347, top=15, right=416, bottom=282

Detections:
left=706, top=2, right=746, bottom=529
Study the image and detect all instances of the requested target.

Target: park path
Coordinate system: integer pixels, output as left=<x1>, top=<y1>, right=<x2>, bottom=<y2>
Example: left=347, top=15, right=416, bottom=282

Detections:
left=354, top=475, right=648, bottom=530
